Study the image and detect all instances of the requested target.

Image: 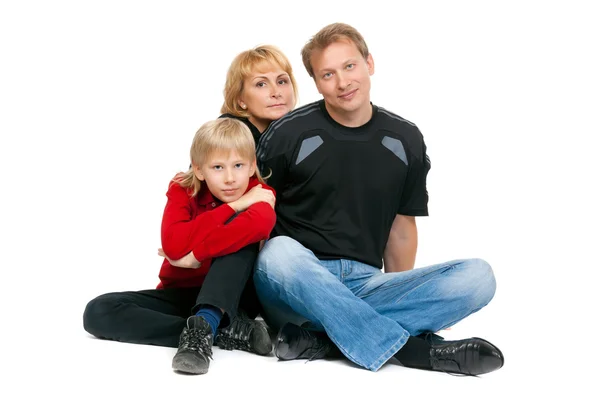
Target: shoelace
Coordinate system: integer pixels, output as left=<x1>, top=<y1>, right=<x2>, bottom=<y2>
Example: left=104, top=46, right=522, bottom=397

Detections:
left=429, top=346, right=464, bottom=376
left=306, top=344, right=330, bottom=362
left=298, top=329, right=331, bottom=362
left=216, top=316, right=255, bottom=351
left=425, top=333, right=476, bottom=377
left=180, top=328, right=213, bottom=359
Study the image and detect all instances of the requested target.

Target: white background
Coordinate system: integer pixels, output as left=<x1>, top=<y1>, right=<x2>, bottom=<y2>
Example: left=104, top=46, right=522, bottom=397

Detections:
left=1, top=1, right=598, bottom=398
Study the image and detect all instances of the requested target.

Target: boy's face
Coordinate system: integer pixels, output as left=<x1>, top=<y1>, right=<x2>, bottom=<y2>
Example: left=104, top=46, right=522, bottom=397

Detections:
left=193, top=150, right=256, bottom=203
left=311, top=39, right=374, bottom=124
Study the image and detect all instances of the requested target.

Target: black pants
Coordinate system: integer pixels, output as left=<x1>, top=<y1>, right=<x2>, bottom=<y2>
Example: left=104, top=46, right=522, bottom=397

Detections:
left=83, top=244, right=261, bottom=348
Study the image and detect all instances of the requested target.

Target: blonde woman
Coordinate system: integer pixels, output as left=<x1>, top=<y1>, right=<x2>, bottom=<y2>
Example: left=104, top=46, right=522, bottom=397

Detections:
left=219, top=44, right=298, bottom=140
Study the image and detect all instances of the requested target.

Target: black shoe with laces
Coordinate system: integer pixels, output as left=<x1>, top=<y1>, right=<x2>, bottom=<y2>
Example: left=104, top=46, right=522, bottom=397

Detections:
left=275, top=322, right=340, bottom=361
left=172, top=316, right=214, bottom=374
left=428, top=335, right=504, bottom=376
left=215, top=311, right=272, bottom=355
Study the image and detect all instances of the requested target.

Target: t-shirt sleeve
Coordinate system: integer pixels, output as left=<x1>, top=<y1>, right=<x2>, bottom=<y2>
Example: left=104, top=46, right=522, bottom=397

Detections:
left=398, top=134, right=431, bottom=216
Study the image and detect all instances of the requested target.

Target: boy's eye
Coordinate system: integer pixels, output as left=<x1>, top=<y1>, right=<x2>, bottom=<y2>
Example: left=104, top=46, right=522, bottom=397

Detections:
left=235, top=163, right=244, bottom=168
left=213, top=166, right=223, bottom=170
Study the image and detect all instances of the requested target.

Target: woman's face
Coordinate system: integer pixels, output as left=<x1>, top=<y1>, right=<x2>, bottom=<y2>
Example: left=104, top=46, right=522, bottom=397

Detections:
left=239, top=62, right=295, bottom=132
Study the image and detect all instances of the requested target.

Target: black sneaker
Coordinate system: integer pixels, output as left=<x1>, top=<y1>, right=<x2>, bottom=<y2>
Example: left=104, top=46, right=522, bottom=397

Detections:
left=172, top=316, right=213, bottom=374
left=215, top=311, right=272, bottom=356
left=275, top=322, right=340, bottom=361
left=428, top=335, right=504, bottom=376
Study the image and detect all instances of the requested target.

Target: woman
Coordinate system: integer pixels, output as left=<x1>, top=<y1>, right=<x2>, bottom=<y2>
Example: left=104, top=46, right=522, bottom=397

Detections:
left=219, top=44, right=298, bottom=141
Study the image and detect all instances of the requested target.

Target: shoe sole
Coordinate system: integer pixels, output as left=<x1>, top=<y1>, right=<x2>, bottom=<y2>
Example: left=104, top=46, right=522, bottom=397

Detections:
left=172, top=360, right=208, bottom=375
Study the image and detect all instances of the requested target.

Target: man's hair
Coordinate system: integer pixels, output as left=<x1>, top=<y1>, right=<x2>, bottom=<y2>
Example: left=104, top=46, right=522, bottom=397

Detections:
left=301, top=23, right=369, bottom=78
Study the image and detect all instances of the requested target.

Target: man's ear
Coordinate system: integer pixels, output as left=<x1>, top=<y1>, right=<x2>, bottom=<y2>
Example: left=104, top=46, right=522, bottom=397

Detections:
left=367, top=53, right=375, bottom=76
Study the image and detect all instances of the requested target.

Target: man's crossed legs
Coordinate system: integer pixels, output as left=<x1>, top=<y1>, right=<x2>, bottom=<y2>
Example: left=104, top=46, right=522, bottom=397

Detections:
left=254, top=236, right=504, bottom=375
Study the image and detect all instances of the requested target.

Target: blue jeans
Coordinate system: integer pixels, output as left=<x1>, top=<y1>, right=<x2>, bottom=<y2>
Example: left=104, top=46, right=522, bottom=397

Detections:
left=254, top=236, right=496, bottom=371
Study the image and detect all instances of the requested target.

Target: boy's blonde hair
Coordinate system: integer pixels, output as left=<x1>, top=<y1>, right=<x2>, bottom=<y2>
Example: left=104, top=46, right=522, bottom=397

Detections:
left=221, top=45, right=299, bottom=117
left=301, top=23, right=370, bottom=78
left=173, top=118, right=264, bottom=197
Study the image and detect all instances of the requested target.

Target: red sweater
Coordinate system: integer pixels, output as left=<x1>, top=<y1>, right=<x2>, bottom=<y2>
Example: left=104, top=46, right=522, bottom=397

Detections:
left=157, top=176, right=276, bottom=289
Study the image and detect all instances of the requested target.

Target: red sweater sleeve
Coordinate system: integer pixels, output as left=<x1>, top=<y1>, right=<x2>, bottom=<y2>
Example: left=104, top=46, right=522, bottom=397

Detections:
left=161, top=180, right=276, bottom=262
left=160, top=182, right=236, bottom=260
left=191, top=201, right=276, bottom=261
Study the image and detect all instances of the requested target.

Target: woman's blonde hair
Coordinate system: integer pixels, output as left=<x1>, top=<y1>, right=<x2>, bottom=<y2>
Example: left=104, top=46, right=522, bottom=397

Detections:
left=301, top=23, right=370, bottom=78
left=221, top=45, right=299, bottom=117
left=173, top=118, right=265, bottom=197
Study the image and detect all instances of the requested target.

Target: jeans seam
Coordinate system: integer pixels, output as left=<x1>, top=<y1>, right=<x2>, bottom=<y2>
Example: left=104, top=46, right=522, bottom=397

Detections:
left=356, top=265, right=454, bottom=301
left=340, top=259, right=351, bottom=283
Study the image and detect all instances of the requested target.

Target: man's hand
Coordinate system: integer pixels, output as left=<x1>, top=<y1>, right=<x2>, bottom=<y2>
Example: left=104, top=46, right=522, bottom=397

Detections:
left=158, top=248, right=201, bottom=269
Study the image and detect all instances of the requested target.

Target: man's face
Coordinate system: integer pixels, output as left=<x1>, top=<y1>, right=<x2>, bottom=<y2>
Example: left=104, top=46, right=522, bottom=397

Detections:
left=311, top=39, right=374, bottom=124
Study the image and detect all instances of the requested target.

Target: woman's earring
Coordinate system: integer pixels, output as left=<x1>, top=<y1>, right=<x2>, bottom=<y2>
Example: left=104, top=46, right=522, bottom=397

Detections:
left=241, top=104, right=247, bottom=109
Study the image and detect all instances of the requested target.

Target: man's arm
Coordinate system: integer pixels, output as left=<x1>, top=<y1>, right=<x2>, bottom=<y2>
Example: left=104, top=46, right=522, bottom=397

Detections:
left=383, top=215, right=418, bottom=273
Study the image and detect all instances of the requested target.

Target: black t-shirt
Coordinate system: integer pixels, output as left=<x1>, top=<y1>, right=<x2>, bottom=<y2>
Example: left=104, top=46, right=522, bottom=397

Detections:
left=257, top=100, right=431, bottom=268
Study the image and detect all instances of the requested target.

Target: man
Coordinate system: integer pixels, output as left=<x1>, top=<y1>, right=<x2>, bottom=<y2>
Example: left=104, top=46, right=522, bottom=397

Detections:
left=254, top=22, right=504, bottom=375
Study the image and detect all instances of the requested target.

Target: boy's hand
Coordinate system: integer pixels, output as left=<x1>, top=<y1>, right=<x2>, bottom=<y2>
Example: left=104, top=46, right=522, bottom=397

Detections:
left=229, top=184, right=275, bottom=212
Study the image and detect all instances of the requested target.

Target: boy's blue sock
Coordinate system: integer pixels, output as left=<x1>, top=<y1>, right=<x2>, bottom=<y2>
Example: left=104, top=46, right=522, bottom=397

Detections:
left=195, top=305, right=223, bottom=337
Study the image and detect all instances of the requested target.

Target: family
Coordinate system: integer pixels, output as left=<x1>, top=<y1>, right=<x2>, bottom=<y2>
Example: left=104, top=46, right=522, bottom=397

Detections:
left=83, top=22, right=504, bottom=376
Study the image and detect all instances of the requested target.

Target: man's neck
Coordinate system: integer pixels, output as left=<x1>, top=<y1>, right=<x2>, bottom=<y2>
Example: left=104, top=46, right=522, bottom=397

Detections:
left=325, top=101, right=373, bottom=128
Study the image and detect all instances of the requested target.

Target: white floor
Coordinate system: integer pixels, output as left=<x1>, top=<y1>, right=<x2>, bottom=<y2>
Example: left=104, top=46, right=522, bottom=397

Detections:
left=3, top=285, right=592, bottom=400
left=72, top=323, right=511, bottom=400
left=9, top=293, right=584, bottom=400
